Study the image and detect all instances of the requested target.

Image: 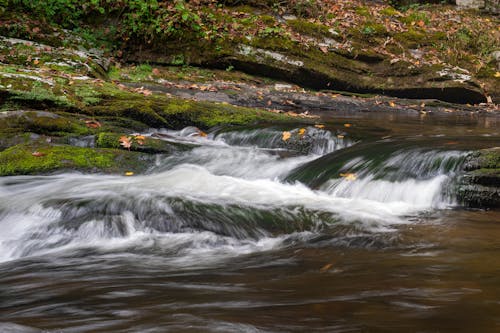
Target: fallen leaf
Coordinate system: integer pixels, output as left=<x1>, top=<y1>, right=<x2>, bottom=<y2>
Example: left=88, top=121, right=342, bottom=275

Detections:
left=33, top=59, right=39, bottom=65
left=389, top=101, right=396, bottom=107
left=495, top=72, right=500, bottom=78
left=343, top=123, right=352, bottom=128
left=282, top=131, right=291, bottom=141
left=197, top=130, right=208, bottom=137
left=319, top=45, right=328, bottom=53
left=337, top=135, right=344, bottom=139
left=124, top=171, right=134, bottom=176
left=152, top=68, right=160, bottom=76
left=417, top=20, right=425, bottom=27
left=298, top=128, right=306, bottom=137
left=320, top=263, right=333, bottom=273
left=31, top=151, right=45, bottom=157
left=134, top=134, right=146, bottom=145
left=119, top=136, right=132, bottom=149
left=314, top=124, right=325, bottom=129
left=340, top=173, right=357, bottom=180
left=85, top=120, right=101, bottom=128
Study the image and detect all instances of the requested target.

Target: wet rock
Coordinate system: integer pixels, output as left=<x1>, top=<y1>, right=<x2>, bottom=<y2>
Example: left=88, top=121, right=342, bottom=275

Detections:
left=457, top=147, right=500, bottom=208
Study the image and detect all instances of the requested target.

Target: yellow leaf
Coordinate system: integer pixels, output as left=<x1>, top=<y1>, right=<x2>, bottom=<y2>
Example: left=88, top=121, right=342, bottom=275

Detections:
left=494, top=72, right=500, bottom=78
left=298, top=128, right=306, bottom=137
left=337, top=135, right=344, bottom=139
left=343, top=123, right=351, bottom=128
left=282, top=131, right=291, bottom=141
left=340, top=173, right=357, bottom=180
left=314, top=124, right=325, bottom=129
left=389, top=101, right=396, bottom=107
left=124, top=172, right=134, bottom=176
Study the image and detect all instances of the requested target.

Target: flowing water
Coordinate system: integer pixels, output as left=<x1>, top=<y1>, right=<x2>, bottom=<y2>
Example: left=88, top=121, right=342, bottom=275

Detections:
left=0, top=113, right=499, bottom=332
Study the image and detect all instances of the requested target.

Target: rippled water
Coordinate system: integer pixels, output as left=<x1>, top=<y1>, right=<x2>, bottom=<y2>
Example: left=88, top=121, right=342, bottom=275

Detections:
left=0, top=114, right=499, bottom=332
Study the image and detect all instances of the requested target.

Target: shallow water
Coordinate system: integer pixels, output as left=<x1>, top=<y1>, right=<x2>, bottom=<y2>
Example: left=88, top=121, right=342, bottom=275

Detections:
left=0, top=112, right=499, bottom=332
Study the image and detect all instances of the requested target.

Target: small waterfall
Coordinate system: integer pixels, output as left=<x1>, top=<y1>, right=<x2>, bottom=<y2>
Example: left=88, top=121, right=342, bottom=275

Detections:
left=287, top=139, right=468, bottom=208
left=0, top=128, right=471, bottom=263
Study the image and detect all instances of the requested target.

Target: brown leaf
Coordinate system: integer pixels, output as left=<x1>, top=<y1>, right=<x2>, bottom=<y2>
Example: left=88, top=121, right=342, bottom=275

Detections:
left=31, top=151, right=45, bottom=157
left=152, top=68, right=160, bottom=76
left=320, top=263, right=334, bottom=273
left=298, top=128, right=306, bottom=137
left=389, top=101, right=396, bottom=107
left=343, top=123, right=352, bottom=128
left=85, top=120, right=101, bottom=128
left=319, top=45, right=328, bottom=53
left=340, top=173, right=357, bottom=180
left=314, top=124, right=325, bottom=129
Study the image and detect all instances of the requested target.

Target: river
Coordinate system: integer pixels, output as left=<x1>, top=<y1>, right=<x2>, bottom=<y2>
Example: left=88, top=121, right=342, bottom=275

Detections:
left=0, top=112, right=499, bottom=332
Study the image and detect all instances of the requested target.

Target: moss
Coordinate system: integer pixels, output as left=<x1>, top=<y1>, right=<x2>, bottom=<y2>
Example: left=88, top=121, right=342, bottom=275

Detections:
left=287, top=19, right=335, bottom=39
left=380, top=7, right=399, bottom=16
left=355, top=6, right=370, bottom=17
left=478, top=149, right=500, bottom=169
left=75, top=85, right=101, bottom=106
left=393, top=29, right=427, bottom=48
left=0, top=143, right=116, bottom=176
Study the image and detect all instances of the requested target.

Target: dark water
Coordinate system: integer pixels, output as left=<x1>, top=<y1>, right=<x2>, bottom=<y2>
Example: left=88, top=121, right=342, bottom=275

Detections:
left=0, top=112, right=499, bottom=332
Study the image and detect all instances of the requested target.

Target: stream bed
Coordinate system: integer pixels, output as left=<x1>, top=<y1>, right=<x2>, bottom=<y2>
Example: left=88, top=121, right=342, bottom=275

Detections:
left=0, top=112, right=499, bottom=332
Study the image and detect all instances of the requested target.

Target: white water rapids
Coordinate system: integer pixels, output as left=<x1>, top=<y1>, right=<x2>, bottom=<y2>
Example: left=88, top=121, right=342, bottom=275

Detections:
left=0, top=126, right=467, bottom=264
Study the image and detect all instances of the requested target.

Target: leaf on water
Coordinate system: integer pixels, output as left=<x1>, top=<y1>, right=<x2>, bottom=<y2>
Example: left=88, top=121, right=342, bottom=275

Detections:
left=85, top=120, right=101, bottom=128
left=119, top=136, right=132, bottom=149
left=337, top=135, right=344, bottom=139
left=314, top=124, right=325, bottom=129
left=124, top=171, right=134, bottom=176
left=197, top=130, right=208, bottom=137
left=343, top=123, right=351, bottom=128
left=298, top=128, right=306, bottom=137
left=320, top=263, right=334, bottom=273
left=340, top=173, right=357, bottom=180
left=282, top=131, right=291, bottom=141
left=389, top=101, right=396, bottom=107
left=31, top=151, right=45, bottom=157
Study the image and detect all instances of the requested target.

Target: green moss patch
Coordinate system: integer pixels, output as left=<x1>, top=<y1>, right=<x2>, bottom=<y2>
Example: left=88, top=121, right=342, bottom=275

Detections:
left=0, top=143, right=115, bottom=176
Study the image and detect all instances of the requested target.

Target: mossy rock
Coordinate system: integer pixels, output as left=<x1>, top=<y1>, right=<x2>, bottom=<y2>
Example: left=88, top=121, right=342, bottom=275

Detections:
left=0, top=110, right=89, bottom=136
left=87, top=95, right=289, bottom=130
left=96, top=132, right=191, bottom=154
left=457, top=147, right=500, bottom=208
left=0, top=143, right=156, bottom=176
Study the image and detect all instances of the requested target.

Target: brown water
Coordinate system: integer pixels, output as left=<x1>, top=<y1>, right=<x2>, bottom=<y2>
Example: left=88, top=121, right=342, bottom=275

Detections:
left=0, top=112, right=498, bottom=333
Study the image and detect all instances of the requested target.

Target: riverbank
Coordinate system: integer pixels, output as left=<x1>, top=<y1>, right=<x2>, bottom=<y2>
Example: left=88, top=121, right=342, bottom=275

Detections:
left=0, top=1, right=499, bottom=207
